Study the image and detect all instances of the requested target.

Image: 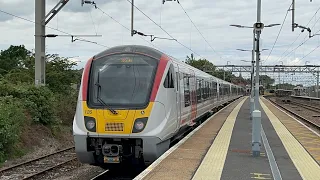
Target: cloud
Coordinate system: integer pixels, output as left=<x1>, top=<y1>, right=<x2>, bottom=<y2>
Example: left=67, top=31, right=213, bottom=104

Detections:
left=0, top=0, right=319, bottom=75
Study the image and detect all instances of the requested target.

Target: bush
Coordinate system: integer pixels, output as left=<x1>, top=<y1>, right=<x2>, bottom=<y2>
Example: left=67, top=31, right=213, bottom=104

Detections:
left=0, top=96, right=25, bottom=163
left=0, top=82, right=56, bottom=125
left=53, top=90, right=78, bottom=125
left=23, top=86, right=56, bottom=125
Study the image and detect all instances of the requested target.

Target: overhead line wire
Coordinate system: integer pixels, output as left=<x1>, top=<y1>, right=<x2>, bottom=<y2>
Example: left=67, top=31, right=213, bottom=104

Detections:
left=126, top=0, right=204, bottom=58
left=177, top=1, right=222, bottom=59
left=94, top=6, right=167, bottom=54
left=282, top=26, right=320, bottom=61
left=278, top=5, right=320, bottom=61
left=300, top=43, right=320, bottom=60
left=0, top=9, right=109, bottom=48
left=265, top=3, right=291, bottom=61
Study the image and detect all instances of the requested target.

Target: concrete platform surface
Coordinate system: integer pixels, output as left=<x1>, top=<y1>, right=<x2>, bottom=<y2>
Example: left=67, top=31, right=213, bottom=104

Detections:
left=134, top=98, right=245, bottom=180
left=134, top=96, right=320, bottom=180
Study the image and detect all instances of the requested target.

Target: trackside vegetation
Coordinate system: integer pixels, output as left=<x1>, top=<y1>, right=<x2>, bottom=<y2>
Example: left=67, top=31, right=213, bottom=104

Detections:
left=0, top=45, right=81, bottom=164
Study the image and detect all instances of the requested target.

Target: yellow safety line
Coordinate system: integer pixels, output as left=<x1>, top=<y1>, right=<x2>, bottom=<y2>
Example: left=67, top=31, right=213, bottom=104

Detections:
left=260, top=98, right=320, bottom=180
left=192, top=97, right=247, bottom=180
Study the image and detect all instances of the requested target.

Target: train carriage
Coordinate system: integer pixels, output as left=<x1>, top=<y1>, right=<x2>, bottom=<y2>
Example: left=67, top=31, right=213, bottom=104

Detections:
left=73, top=45, right=244, bottom=168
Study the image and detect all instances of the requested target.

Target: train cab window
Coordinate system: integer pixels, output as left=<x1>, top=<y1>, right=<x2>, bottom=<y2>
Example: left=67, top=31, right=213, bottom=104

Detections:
left=164, top=65, right=174, bottom=88
left=88, top=53, right=158, bottom=109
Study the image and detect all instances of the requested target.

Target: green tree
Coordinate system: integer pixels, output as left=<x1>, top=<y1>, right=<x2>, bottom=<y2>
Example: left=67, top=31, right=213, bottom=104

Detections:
left=45, top=54, right=81, bottom=94
left=0, top=45, right=32, bottom=73
left=0, top=45, right=82, bottom=93
left=185, top=53, right=236, bottom=82
left=185, top=53, right=214, bottom=71
left=260, top=75, right=275, bottom=89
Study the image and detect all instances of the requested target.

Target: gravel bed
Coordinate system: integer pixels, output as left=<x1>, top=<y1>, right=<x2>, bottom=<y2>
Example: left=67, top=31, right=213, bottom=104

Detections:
left=28, top=159, right=84, bottom=180
left=54, top=165, right=105, bottom=180
left=271, top=97, right=320, bottom=128
left=0, top=149, right=76, bottom=180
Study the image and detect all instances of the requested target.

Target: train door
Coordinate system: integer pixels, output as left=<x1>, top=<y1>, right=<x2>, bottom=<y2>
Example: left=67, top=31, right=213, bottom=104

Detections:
left=173, top=64, right=181, bottom=128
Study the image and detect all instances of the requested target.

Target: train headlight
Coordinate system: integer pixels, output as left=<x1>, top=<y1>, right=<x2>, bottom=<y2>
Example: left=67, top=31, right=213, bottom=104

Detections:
left=132, top=117, right=148, bottom=133
left=135, top=121, right=144, bottom=130
left=84, top=116, right=96, bottom=132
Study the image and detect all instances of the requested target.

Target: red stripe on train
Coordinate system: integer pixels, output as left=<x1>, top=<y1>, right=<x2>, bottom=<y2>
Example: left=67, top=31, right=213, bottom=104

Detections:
left=82, top=57, right=93, bottom=101
left=150, top=55, right=169, bottom=102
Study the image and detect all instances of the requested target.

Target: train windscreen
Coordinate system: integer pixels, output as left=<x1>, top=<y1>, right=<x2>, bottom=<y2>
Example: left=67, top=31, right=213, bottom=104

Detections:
left=88, top=53, right=158, bottom=108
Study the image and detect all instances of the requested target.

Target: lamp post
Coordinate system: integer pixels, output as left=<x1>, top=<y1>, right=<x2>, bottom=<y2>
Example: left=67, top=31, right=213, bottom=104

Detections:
left=230, top=24, right=281, bottom=28
left=238, top=48, right=268, bottom=115
left=230, top=2, right=281, bottom=157
left=231, top=22, right=279, bottom=108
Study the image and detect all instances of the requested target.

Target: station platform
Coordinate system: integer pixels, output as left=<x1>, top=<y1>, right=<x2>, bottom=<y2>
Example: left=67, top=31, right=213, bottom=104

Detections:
left=134, top=96, right=320, bottom=180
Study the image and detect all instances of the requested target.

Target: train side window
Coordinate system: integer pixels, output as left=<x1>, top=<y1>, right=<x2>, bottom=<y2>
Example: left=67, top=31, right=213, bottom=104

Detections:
left=213, top=82, right=217, bottom=98
left=209, top=82, right=211, bottom=98
left=197, top=78, right=202, bottom=103
left=207, top=82, right=210, bottom=99
left=206, top=82, right=210, bottom=99
left=210, top=82, right=212, bottom=98
left=164, top=65, right=174, bottom=88
left=201, top=79, right=205, bottom=100
left=184, top=73, right=190, bottom=107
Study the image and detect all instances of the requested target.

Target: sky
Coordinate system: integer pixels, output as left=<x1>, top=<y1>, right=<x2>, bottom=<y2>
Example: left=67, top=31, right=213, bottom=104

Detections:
left=0, top=0, right=320, bottom=86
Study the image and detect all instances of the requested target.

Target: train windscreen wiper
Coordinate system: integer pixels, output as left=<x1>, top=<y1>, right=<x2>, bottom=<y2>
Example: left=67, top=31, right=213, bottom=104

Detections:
left=95, top=71, right=118, bottom=115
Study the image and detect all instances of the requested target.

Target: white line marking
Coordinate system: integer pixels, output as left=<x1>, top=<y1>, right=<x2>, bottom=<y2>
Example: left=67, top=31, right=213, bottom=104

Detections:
left=133, top=97, right=244, bottom=180
left=263, top=97, right=320, bottom=137
left=90, top=170, right=109, bottom=180
left=261, top=126, right=282, bottom=180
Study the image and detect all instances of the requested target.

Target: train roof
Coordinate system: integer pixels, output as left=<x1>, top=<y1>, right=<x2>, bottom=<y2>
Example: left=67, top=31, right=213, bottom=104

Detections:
left=93, top=45, right=244, bottom=89
left=94, top=45, right=163, bottom=60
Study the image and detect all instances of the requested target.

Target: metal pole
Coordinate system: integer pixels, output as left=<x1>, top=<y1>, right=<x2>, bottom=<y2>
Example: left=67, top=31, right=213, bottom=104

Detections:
left=250, top=30, right=256, bottom=115
left=252, top=0, right=262, bottom=157
left=257, top=0, right=262, bottom=22
left=254, top=0, right=262, bottom=109
left=35, top=0, right=46, bottom=86
left=254, top=31, right=261, bottom=110
left=317, top=71, right=319, bottom=98
left=292, top=0, right=295, bottom=32
left=131, top=0, right=134, bottom=36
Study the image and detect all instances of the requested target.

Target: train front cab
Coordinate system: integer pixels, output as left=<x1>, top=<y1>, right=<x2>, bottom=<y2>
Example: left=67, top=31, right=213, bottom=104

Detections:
left=73, top=52, right=179, bottom=167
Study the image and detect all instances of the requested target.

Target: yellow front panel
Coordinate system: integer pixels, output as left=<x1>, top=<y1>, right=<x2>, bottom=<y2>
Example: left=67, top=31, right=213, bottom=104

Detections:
left=82, top=102, right=155, bottom=134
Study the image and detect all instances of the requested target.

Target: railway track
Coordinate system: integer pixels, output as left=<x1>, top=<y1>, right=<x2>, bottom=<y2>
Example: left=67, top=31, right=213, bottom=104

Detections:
left=0, top=146, right=77, bottom=180
left=267, top=97, right=320, bottom=129
left=288, top=99, right=320, bottom=112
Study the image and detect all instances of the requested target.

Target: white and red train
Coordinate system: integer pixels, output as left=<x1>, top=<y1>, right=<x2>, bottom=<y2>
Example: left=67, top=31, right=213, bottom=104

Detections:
left=73, top=45, right=244, bottom=167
